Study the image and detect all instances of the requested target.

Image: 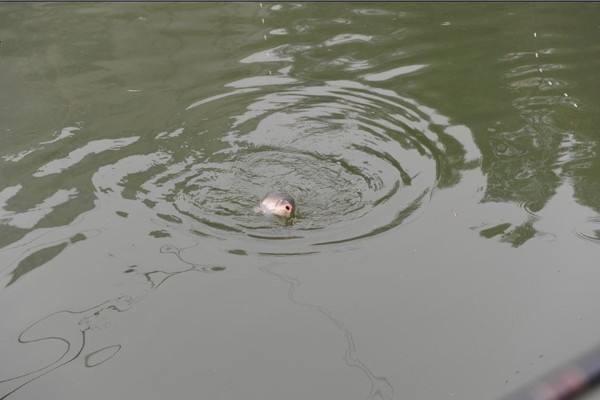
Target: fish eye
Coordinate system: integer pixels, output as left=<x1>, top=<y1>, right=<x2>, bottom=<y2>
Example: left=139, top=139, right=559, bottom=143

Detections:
left=285, top=205, right=290, bottom=211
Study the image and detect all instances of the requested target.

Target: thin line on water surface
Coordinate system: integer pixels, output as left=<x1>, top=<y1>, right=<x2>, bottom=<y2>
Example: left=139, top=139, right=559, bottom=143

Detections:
left=260, top=264, right=394, bottom=400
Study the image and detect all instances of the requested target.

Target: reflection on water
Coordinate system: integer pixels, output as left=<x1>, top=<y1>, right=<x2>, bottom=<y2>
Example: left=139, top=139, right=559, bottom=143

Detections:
left=0, top=243, right=222, bottom=399
left=0, top=296, right=131, bottom=400
left=1, top=3, right=600, bottom=399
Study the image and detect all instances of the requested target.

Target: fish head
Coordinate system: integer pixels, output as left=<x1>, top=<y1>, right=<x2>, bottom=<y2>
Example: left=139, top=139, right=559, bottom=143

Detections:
left=273, top=197, right=295, bottom=218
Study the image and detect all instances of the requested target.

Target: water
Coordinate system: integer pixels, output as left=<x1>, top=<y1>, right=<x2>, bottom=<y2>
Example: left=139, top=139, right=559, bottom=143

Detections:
left=1, top=3, right=600, bottom=399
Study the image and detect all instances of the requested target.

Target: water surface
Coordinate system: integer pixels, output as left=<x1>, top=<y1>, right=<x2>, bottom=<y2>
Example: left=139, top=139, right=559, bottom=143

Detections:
left=1, top=3, right=600, bottom=399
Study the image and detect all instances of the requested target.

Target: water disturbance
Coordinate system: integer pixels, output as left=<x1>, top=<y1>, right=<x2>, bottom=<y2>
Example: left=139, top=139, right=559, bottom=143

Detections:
left=1, top=4, right=600, bottom=400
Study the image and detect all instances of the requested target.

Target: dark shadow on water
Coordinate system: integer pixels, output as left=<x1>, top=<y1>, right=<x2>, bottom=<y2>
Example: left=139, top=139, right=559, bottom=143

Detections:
left=6, top=242, right=68, bottom=287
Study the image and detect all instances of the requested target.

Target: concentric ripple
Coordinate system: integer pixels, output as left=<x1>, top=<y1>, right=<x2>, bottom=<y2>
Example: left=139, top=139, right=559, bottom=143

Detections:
left=136, top=78, right=472, bottom=254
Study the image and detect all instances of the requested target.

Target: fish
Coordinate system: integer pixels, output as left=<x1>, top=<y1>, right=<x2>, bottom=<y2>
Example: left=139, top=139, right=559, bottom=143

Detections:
left=255, top=192, right=296, bottom=218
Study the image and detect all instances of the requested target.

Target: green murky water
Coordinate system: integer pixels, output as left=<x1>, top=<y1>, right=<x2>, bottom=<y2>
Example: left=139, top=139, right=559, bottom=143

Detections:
left=1, top=3, right=600, bottom=399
